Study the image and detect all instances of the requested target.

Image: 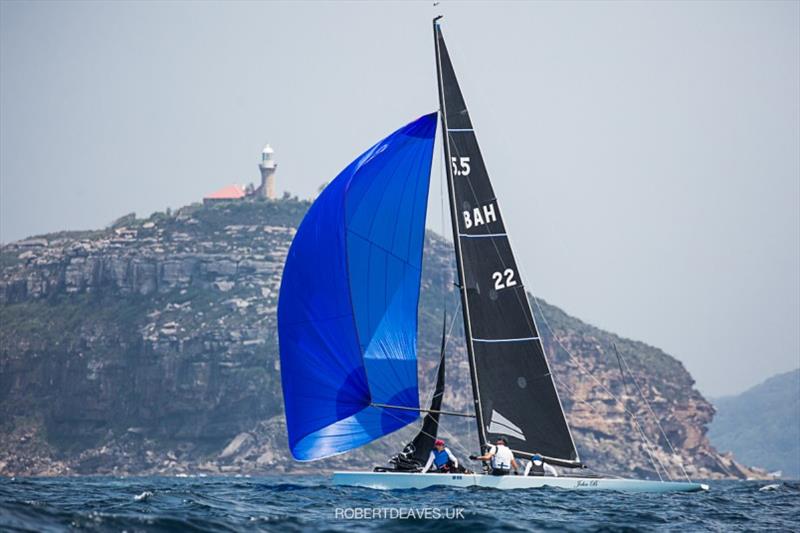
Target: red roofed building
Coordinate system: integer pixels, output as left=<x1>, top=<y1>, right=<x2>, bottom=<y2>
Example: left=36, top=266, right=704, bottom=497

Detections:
left=203, top=184, right=247, bottom=204
left=202, top=144, right=278, bottom=204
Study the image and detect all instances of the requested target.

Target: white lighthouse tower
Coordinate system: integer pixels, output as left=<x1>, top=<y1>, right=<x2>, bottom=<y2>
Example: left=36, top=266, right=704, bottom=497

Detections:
left=258, top=144, right=277, bottom=200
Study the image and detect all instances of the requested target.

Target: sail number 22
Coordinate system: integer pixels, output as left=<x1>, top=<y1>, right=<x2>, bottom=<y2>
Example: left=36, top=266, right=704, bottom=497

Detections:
left=492, top=268, right=517, bottom=290
left=451, top=156, right=471, bottom=176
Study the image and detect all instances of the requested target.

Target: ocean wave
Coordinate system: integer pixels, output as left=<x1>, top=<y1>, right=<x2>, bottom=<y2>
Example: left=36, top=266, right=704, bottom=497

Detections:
left=0, top=477, right=798, bottom=532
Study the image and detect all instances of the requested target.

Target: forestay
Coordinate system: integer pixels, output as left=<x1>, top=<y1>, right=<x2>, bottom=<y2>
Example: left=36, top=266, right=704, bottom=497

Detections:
left=278, top=113, right=437, bottom=461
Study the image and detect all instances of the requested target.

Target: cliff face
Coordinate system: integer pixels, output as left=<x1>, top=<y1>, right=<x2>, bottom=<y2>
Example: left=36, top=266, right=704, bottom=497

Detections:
left=0, top=200, right=761, bottom=479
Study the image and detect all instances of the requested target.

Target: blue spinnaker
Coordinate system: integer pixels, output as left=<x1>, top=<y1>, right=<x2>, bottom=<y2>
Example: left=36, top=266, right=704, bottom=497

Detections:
left=278, top=113, right=437, bottom=461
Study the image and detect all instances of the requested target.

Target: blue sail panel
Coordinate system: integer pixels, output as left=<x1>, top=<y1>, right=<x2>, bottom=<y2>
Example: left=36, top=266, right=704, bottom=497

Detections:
left=278, top=113, right=437, bottom=461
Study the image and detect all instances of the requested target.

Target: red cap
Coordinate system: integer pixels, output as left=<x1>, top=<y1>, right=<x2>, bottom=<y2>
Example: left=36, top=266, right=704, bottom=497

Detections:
left=434, top=439, right=445, bottom=446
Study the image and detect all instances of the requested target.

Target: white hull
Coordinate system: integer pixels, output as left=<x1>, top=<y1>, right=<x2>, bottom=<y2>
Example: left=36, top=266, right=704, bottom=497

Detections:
left=332, top=471, right=709, bottom=493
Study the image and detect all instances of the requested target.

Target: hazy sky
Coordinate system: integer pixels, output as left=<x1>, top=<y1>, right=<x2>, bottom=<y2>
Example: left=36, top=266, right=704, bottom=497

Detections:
left=1, top=1, right=798, bottom=397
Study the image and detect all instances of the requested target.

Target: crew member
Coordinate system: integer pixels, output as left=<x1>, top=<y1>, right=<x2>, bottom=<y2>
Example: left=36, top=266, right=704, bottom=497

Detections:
left=470, top=436, right=519, bottom=475
left=421, top=439, right=460, bottom=473
left=524, top=453, right=559, bottom=477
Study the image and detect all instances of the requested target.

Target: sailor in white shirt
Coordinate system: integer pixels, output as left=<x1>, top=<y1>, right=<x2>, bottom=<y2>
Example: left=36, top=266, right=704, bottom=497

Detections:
left=470, top=436, right=519, bottom=475
left=524, top=453, right=559, bottom=477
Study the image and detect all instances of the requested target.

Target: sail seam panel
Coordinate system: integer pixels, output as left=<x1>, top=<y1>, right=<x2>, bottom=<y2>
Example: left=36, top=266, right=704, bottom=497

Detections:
left=459, top=233, right=507, bottom=238
left=344, top=117, right=436, bottom=410
left=341, top=162, right=371, bottom=411
left=350, top=132, right=430, bottom=404
left=350, top=132, right=428, bottom=345
left=472, top=336, right=539, bottom=343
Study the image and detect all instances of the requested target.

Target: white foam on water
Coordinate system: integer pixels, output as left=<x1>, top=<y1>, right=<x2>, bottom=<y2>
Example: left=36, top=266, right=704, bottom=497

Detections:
left=134, top=491, right=154, bottom=502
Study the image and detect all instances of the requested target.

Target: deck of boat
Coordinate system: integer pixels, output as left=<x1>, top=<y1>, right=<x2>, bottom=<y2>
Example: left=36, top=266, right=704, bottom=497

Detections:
left=332, top=471, right=709, bottom=493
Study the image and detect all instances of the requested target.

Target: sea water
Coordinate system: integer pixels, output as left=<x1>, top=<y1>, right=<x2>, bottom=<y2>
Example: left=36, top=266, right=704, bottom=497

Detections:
left=0, top=476, right=797, bottom=532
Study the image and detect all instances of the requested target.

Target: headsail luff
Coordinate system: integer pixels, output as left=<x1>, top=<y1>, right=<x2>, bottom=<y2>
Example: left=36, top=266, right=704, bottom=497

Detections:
left=433, top=20, right=580, bottom=465
left=278, top=113, right=438, bottom=461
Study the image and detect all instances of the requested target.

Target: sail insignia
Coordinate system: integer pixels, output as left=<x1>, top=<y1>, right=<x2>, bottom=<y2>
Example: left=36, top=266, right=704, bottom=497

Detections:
left=487, top=410, right=526, bottom=442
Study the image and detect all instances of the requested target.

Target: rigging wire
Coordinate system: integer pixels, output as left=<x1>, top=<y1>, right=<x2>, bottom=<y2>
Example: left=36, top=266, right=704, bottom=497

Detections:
left=554, top=376, right=667, bottom=482
left=608, top=344, right=673, bottom=479
left=615, top=345, right=692, bottom=482
left=382, top=405, right=474, bottom=463
left=614, top=344, right=632, bottom=398
left=609, top=345, right=665, bottom=480
left=528, top=290, right=692, bottom=482
left=419, top=301, right=460, bottom=405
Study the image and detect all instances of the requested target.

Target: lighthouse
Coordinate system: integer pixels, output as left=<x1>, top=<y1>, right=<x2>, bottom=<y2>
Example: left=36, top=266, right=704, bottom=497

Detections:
left=258, top=144, right=277, bottom=199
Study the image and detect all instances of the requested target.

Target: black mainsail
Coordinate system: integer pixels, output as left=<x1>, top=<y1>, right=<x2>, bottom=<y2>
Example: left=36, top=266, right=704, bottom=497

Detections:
left=433, top=19, right=581, bottom=466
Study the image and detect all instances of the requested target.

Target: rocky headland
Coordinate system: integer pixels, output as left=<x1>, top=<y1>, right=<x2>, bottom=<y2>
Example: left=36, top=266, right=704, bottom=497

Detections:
left=0, top=199, right=765, bottom=479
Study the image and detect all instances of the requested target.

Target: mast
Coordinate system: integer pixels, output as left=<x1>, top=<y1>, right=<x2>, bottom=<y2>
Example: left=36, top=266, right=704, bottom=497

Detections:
left=433, top=16, right=487, bottom=452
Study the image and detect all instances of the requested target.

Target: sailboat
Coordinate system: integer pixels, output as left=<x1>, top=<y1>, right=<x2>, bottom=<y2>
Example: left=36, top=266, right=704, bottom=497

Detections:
left=277, top=18, right=709, bottom=493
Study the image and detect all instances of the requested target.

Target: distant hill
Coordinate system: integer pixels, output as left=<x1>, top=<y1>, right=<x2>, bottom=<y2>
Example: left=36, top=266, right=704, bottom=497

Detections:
left=708, top=369, right=800, bottom=479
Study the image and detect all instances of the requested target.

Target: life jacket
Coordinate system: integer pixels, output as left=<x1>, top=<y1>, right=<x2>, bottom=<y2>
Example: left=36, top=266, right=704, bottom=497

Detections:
left=432, top=448, right=450, bottom=468
left=528, top=460, right=545, bottom=476
left=490, top=445, right=514, bottom=471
